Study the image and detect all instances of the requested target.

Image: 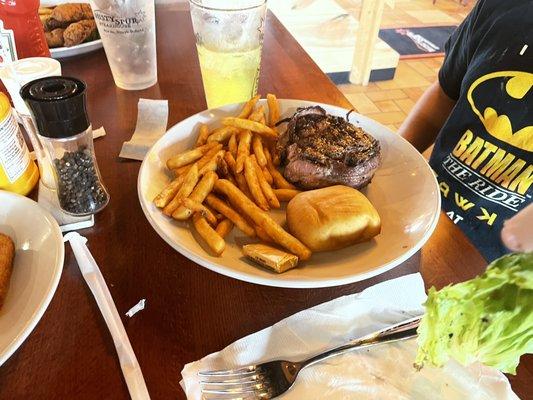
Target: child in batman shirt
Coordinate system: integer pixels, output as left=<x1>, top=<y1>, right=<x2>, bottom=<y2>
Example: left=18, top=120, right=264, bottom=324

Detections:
left=399, top=0, right=532, bottom=261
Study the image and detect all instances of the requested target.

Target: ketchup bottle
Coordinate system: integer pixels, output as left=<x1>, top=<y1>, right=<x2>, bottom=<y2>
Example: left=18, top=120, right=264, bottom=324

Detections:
left=0, top=0, right=50, bottom=63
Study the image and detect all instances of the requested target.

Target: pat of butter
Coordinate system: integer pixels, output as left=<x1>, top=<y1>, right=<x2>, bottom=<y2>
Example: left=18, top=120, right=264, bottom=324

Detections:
left=242, top=244, right=299, bottom=273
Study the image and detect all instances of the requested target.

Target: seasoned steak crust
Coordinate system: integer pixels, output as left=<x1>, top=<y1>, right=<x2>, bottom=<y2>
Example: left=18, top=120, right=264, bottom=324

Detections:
left=276, top=106, right=381, bottom=189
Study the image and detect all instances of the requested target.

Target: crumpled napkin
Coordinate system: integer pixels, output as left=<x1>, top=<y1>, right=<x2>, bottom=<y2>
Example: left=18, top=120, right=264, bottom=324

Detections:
left=119, top=98, right=168, bottom=161
left=180, top=273, right=518, bottom=400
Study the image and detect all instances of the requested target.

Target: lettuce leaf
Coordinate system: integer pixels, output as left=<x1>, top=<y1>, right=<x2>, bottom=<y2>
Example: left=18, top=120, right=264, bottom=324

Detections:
left=415, top=252, right=533, bottom=374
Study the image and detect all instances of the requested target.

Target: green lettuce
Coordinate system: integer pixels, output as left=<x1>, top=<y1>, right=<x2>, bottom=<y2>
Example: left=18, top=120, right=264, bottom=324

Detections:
left=415, top=252, right=533, bottom=374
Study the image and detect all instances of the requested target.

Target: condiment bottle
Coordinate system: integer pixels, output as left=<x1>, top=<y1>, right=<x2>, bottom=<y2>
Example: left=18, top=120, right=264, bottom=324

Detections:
left=0, top=57, right=62, bottom=189
left=0, top=0, right=50, bottom=66
left=21, top=77, right=109, bottom=216
left=0, top=92, right=39, bottom=195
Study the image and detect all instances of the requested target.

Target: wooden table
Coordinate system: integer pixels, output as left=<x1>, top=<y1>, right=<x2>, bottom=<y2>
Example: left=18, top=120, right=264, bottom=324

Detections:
left=1, top=6, right=530, bottom=400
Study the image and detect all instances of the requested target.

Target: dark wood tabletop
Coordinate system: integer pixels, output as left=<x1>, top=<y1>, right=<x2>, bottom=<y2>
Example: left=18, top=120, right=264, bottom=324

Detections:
left=1, top=5, right=530, bottom=400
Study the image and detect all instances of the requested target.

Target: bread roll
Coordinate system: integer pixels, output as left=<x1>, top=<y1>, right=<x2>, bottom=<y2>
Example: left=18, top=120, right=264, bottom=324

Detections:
left=286, top=185, right=380, bottom=252
left=0, top=233, right=15, bottom=309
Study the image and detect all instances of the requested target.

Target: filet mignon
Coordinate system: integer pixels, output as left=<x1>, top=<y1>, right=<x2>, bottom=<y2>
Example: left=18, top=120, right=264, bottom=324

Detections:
left=276, top=106, right=381, bottom=189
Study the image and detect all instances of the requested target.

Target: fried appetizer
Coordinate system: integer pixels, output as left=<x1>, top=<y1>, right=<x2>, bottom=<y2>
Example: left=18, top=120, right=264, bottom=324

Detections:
left=39, top=7, right=53, bottom=16
left=45, top=17, right=70, bottom=31
left=39, top=7, right=54, bottom=28
left=63, top=19, right=97, bottom=47
left=51, top=3, right=93, bottom=24
left=45, top=28, right=65, bottom=48
left=0, top=233, right=15, bottom=310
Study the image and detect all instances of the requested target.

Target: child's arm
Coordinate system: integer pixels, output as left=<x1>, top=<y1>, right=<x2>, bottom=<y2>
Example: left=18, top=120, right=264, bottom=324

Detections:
left=397, top=81, right=456, bottom=153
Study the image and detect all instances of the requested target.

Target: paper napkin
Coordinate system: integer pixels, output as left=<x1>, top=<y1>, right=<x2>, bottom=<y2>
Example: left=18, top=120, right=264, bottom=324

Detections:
left=119, top=99, right=169, bottom=161
left=180, top=273, right=518, bottom=400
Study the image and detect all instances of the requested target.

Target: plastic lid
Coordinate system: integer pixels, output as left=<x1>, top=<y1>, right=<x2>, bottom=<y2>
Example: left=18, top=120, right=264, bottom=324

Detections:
left=20, top=76, right=90, bottom=139
left=0, top=57, right=61, bottom=115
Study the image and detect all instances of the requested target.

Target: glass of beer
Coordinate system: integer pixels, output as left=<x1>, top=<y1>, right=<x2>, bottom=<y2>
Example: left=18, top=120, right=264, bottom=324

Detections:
left=189, top=0, right=267, bottom=109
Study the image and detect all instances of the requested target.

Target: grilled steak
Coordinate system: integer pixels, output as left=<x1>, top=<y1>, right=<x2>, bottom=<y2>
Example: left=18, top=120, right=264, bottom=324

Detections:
left=276, top=106, right=381, bottom=189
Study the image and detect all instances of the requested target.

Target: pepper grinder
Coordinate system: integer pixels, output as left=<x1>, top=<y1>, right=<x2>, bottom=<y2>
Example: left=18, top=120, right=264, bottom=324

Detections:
left=20, top=76, right=110, bottom=216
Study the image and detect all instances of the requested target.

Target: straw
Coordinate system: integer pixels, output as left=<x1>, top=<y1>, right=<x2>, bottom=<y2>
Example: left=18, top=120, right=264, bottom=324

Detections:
left=64, top=232, right=151, bottom=400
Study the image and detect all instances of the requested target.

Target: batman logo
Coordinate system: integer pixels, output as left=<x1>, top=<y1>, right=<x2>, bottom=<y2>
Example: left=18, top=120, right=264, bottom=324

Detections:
left=467, top=71, right=532, bottom=152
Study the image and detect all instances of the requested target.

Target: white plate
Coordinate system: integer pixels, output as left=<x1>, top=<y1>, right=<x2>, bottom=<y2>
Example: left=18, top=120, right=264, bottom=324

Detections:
left=138, top=100, right=440, bottom=288
left=50, top=39, right=103, bottom=59
left=0, top=191, right=64, bottom=365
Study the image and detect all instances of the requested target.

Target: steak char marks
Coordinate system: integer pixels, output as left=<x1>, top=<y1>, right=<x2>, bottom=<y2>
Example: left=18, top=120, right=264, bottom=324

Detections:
left=277, top=106, right=381, bottom=189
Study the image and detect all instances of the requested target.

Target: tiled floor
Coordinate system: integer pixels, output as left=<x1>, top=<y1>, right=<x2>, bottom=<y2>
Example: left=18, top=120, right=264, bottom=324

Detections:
left=339, top=58, right=441, bottom=130
left=337, top=0, right=476, bottom=131
left=337, top=0, right=474, bottom=28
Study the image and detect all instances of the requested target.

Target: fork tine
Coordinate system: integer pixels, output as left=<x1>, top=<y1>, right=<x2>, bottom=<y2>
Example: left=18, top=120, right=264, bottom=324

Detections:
left=201, top=394, right=261, bottom=400
left=201, top=387, right=270, bottom=396
left=200, top=371, right=265, bottom=383
left=199, top=365, right=256, bottom=377
left=200, top=377, right=264, bottom=386
left=202, top=383, right=264, bottom=393
left=201, top=394, right=258, bottom=400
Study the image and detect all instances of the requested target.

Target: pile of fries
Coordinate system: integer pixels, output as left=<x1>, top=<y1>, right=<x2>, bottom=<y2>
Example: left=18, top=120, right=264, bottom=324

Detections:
left=153, top=94, right=312, bottom=261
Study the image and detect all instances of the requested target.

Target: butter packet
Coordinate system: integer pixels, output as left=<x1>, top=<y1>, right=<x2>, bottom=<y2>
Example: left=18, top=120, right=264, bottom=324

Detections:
left=242, top=244, right=299, bottom=273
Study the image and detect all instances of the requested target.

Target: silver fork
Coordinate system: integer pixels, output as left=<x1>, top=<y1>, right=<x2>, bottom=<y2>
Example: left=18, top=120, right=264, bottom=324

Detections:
left=199, top=315, right=422, bottom=399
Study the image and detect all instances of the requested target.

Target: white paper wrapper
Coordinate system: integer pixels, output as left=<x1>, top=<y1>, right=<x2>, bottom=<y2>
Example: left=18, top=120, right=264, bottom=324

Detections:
left=64, top=232, right=151, bottom=400
left=92, top=126, right=106, bottom=139
left=180, top=273, right=518, bottom=400
left=119, top=99, right=169, bottom=161
left=126, top=299, right=146, bottom=318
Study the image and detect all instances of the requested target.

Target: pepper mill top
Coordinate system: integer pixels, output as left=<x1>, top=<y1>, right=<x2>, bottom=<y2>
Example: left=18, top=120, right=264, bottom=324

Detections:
left=20, top=76, right=90, bottom=139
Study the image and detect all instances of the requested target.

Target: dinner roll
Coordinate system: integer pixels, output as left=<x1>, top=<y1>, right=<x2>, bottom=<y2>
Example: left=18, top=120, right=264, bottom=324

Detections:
left=286, top=185, right=380, bottom=252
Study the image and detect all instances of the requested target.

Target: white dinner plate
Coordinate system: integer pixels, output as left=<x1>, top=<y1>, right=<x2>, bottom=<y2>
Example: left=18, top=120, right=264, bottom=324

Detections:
left=50, top=39, right=103, bottom=59
left=0, top=191, right=64, bottom=365
left=138, top=100, right=440, bottom=288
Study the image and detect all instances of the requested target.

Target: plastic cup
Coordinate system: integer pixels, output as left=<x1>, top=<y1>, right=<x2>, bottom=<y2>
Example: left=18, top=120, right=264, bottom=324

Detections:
left=89, top=0, right=158, bottom=90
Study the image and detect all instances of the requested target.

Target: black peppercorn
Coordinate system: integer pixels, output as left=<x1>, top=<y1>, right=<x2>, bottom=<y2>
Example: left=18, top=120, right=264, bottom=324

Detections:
left=54, top=147, right=109, bottom=215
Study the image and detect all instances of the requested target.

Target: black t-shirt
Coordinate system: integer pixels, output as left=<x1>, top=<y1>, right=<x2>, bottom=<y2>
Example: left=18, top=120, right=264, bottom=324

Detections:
left=429, top=0, right=532, bottom=261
